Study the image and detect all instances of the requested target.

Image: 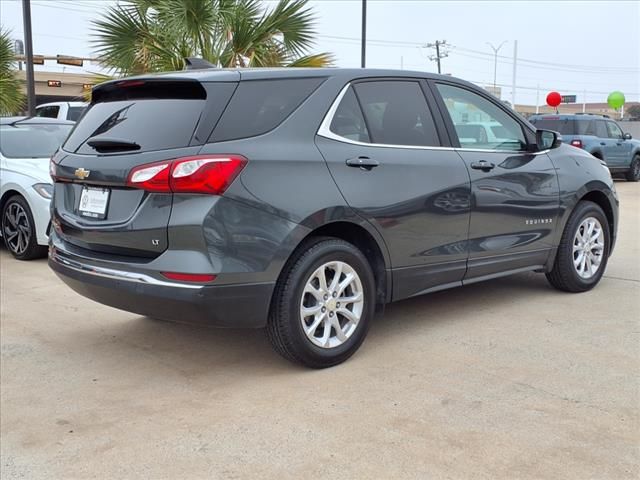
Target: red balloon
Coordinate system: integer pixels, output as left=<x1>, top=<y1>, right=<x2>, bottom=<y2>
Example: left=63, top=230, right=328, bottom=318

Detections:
left=546, top=91, right=562, bottom=108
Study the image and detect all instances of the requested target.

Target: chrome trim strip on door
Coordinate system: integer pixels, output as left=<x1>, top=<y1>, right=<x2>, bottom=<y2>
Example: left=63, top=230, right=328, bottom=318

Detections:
left=316, top=82, right=550, bottom=156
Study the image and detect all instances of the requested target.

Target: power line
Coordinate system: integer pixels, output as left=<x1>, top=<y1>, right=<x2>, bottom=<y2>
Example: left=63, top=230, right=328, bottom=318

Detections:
left=316, top=34, right=639, bottom=73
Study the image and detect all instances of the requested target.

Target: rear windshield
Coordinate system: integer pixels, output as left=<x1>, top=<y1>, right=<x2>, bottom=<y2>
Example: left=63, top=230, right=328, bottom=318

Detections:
left=0, top=124, right=73, bottom=158
left=210, top=77, right=325, bottom=142
left=64, top=99, right=205, bottom=154
left=63, top=80, right=221, bottom=154
left=529, top=118, right=596, bottom=136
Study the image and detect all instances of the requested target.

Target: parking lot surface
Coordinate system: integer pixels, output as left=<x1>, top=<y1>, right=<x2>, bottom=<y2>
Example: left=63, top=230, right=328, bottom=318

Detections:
left=1, top=182, right=639, bottom=479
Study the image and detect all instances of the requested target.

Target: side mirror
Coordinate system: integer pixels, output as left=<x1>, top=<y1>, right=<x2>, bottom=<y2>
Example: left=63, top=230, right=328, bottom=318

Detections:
left=536, top=129, right=562, bottom=151
left=624, top=132, right=632, bottom=140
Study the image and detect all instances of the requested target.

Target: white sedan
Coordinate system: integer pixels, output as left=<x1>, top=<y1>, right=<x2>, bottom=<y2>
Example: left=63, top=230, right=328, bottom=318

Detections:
left=1, top=117, right=74, bottom=260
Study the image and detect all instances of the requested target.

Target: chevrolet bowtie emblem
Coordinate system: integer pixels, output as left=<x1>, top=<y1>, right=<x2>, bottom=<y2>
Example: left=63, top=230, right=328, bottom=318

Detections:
left=74, top=168, right=90, bottom=180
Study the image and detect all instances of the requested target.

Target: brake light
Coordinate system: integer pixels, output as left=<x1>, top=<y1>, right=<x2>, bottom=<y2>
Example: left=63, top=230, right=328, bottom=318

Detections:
left=126, top=155, right=247, bottom=194
left=570, top=139, right=583, bottom=149
left=161, top=272, right=216, bottom=283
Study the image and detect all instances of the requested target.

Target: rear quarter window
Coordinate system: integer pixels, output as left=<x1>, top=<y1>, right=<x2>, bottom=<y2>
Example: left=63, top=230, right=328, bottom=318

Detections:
left=209, top=77, right=326, bottom=142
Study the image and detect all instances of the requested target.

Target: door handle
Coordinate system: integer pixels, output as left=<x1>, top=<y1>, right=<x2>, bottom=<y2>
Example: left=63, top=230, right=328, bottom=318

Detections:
left=346, top=156, right=379, bottom=170
left=600, top=142, right=606, bottom=146
left=470, top=160, right=495, bottom=172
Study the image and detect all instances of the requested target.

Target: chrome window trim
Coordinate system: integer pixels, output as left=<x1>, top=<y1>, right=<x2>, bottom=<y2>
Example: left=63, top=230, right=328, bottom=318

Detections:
left=317, top=82, right=549, bottom=155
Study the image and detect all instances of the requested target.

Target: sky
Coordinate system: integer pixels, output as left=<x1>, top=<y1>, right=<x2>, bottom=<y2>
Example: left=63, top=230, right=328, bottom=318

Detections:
left=1, top=0, right=639, bottom=105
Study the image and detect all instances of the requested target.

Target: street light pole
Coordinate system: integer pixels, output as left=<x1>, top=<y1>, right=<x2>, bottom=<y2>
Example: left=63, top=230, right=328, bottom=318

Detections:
left=486, top=41, right=507, bottom=90
left=360, top=0, right=367, bottom=68
left=21, top=0, right=36, bottom=116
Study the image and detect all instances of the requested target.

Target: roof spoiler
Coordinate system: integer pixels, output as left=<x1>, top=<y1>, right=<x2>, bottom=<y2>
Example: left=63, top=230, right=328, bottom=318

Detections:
left=184, top=57, right=216, bottom=70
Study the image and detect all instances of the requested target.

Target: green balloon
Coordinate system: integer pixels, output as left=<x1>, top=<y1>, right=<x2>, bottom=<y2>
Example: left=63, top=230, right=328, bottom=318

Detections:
left=607, top=91, right=625, bottom=109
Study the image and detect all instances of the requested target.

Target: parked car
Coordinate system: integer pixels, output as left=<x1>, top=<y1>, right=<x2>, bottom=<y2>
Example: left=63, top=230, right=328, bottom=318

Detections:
left=49, top=68, right=618, bottom=368
left=529, top=113, right=640, bottom=181
left=1, top=117, right=74, bottom=259
left=35, top=101, right=88, bottom=122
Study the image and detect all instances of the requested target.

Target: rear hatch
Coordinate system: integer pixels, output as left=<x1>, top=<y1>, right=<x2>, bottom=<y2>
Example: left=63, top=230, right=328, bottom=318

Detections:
left=51, top=76, right=237, bottom=258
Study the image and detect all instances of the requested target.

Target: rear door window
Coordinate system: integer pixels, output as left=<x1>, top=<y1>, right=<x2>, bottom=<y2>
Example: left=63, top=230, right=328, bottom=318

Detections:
left=353, top=81, right=440, bottom=147
left=329, top=87, right=370, bottom=143
left=595, top=120, right=608, bottom=138
left=210, top=78, right=325, bottom=142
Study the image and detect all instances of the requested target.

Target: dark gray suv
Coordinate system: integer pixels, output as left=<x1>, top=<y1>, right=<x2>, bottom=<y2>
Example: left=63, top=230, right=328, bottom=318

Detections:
left=49, top=68, right=619, bottom=368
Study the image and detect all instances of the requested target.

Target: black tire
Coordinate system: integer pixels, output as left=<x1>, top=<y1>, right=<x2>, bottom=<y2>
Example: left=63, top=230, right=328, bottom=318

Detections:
left=1, top=195, right=47, bottom=261
left=625, top=155, right=640, bottom=182
left=267, top=237, right=376, bottom=368
left=546, top=201, right=610, bottom=293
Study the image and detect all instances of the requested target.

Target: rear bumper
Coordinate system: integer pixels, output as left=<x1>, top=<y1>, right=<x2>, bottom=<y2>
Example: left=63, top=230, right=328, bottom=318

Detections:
left=49, top=246, right=274, bottom=328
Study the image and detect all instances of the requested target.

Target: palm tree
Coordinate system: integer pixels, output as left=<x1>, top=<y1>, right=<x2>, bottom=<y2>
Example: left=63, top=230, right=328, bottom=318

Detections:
left=92, top=0, right=333, bottom=77
left=0, top=28, right=25, bottom=115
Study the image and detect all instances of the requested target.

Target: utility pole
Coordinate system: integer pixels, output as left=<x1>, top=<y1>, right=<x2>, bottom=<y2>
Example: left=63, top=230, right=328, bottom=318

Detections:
left=511, top=40, right=518, bottom=108
left=425, top=40, right=448, bottom=74
left=486, top=41, right=507, bottom=90
left=22, top=0, right=36, bottom=116
left=360, top=0, right=367, bottom=68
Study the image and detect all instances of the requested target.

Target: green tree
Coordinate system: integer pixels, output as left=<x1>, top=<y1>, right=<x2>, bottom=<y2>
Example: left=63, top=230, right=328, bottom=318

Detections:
left=92, top=0, right=333, bottom=76
left=0, top=28, right=25, bottom=115
left=626, top=104, right=640, bottom=121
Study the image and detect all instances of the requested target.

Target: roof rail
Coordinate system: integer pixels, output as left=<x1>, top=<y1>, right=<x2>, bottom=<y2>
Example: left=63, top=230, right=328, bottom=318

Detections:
left=184, top=57, right=216, bottom=70
left=574, top=112, right=610, bottom=119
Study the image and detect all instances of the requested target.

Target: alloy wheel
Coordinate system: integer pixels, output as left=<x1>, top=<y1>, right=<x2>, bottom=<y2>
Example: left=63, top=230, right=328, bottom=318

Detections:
left=572, top=217, right=605, bottom=279
left=2, top=202, right=32, bottom=256
left=300, top=261, right=364, bottom=349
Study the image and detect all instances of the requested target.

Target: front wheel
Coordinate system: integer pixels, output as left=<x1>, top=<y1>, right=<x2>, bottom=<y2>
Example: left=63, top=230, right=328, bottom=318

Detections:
left=546, top=201, right=610, bottom=292
left=267, top=237, right=376, bottom=368
left=625, top=155, right=640, bottom=182
left=1, top=195, right=47, bottom=261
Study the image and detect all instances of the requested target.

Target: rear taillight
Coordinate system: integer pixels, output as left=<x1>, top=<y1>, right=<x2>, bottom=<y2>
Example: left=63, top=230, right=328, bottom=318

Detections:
left=126, top=155, right=247, bottom=194
left=570, top=139, right=583, bottom=149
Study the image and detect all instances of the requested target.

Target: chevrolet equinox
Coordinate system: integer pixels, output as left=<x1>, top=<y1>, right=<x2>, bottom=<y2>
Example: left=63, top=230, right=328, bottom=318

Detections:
left=49, top=68, right=619, bottom=368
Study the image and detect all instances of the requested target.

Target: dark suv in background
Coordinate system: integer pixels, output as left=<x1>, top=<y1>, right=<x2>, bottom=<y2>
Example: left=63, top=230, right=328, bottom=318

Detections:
left=49, top=68, right=618, bottom=367
left=529, top=113, right=640, bottom=181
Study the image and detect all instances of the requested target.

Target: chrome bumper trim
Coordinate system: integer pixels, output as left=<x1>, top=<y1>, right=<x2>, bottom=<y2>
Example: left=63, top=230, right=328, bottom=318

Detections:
left=50, top=249, right=203, bottom=290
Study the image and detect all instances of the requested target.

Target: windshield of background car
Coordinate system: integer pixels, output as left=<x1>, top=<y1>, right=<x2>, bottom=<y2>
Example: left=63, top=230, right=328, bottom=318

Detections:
left=0, top=124, right=73, bottom=158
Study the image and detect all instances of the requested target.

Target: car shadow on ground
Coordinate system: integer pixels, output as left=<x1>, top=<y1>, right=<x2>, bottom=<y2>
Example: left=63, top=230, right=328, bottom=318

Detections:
left=64, top=270, right=556, bottom=377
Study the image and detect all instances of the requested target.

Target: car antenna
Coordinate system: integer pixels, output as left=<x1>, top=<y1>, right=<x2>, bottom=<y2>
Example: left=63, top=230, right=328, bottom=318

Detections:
left=184, top=57, right=215, bottom=70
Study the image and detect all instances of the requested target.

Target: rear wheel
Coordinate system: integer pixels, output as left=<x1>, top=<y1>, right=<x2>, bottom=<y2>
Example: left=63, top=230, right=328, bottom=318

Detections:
left=546, top=201, right=610, bottom=292
left=625, top=155, right=640, bottom=182
left=1, top=195, right=47, bottom=260
left=267, top=237, right=376, bottom=368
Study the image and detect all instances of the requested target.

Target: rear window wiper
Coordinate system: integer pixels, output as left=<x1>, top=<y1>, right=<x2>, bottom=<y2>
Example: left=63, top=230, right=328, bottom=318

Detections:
left=86, top=136, right=141, bottom=153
